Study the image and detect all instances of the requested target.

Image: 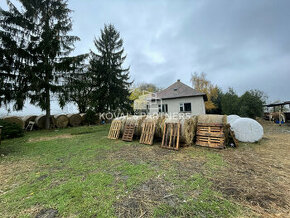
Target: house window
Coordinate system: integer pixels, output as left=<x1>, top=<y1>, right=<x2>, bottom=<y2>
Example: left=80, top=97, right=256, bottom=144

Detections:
left=162, top=104, right=168, bottom=113
left=158, top=104, right=162, bottom=113
left=180, top=103, right=191, bottom=112
left=184, top=103, right=191, bottom=112
left=180, top=103, right=184, bottom=112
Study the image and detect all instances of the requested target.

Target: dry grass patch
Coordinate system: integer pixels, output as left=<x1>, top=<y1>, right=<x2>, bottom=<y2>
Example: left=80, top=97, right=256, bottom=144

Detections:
left=212, top=122, right=290, bottom=217
left=27, top=134, right=74, bottom=143
left=0, top=159, right=36, bottom=195
left=115, top=178, right=176, bottom=217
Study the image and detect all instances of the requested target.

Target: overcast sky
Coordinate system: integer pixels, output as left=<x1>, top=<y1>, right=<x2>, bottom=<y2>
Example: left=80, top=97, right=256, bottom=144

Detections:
left=1, top=0, right=290, bottom=115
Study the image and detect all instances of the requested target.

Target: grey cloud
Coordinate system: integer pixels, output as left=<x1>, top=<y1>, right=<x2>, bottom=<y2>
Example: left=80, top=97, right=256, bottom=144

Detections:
left=1, top=0, right=290, bottom=115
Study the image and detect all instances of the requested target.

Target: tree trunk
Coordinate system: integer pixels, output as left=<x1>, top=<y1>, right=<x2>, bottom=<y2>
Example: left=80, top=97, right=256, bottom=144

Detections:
left=45, top=88, right=51, bottom=130
left=78, top=104, right=86, bottom=114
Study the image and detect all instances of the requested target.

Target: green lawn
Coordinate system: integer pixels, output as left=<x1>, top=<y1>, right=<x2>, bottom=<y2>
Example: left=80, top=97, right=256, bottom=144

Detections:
left=0, top=125, right=243, bottom=217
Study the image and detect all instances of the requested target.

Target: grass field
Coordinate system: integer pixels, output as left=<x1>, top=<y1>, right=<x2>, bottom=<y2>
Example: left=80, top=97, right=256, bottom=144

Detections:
left=0, top=121, right=289, bottom=217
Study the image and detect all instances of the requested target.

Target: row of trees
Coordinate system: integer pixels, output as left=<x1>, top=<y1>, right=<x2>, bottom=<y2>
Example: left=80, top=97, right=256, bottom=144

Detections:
left=0, top=0, right=132, bottom=129
left=191, top=73, right=267, bottom=118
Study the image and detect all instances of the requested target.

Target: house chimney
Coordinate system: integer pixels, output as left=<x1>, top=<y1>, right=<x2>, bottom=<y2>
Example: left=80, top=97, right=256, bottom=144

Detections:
left=177, top=79, right=180, bottom=82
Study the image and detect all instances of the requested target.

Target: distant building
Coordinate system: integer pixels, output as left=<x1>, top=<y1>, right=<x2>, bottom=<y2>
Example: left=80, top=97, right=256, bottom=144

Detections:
left=134, top=80, right=207, bottom=116
left=133, top=92, right=154, bottom=114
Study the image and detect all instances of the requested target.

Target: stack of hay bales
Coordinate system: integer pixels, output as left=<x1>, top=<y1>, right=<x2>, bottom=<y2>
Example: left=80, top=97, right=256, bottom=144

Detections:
left=67, top=114, right=82, bottom=127
left=112, top=115, right=198, bottom=145
left=3, top=116, right=25, bottom=129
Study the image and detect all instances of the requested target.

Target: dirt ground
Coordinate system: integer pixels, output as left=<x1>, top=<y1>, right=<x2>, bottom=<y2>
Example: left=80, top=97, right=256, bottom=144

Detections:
left=213, top=120, right=290, bottom=217
left=112, top=120, right=290, bottom=217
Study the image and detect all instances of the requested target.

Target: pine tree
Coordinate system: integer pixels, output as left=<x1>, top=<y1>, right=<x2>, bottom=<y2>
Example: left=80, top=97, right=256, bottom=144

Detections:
left=0, top=0, right=84, bottom=129
left=89, top=24, right=132, bottom=113
left=60, top=61, right=92, bottom=113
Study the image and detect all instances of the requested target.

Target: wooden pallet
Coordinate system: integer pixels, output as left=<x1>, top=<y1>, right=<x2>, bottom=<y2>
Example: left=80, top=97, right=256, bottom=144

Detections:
left=196, top=123, right=225, bottom=148
left=161, top=123, right=180, bottom=150
left=122, top=123, right=135, bottom=142
left=197, top=123, right=224, bottom=137
left=196, top=135, right=225, bottom=149
left=108, top=120, right=122, bottom=139
left=140, top=122, right=156, bottom=145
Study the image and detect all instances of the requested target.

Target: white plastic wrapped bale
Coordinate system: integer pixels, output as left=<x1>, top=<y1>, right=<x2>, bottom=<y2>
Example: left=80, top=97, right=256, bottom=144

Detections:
left=230, top=118, right=263, bottom=143
left=227, top=115, right=240, bottom=124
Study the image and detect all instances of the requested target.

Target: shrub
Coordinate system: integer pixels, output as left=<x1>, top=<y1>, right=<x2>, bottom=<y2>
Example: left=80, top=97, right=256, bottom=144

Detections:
left=84, top=109, right=98, bottom=125
left=221, top=89, right=267, bottom=118
left=0, top=119, right=24, bottom=139
left=221, top=88, right=240, bottom=115
left=238, top=90, right=266, bottom=118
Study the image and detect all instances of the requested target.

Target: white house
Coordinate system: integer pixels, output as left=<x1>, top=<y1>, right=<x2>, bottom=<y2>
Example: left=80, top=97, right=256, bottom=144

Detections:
left=134, top=80, right=207, bottom=116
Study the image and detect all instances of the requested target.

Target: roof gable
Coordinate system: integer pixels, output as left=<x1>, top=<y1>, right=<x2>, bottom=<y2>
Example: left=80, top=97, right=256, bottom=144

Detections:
left=156, top=80, right=207, bottom=101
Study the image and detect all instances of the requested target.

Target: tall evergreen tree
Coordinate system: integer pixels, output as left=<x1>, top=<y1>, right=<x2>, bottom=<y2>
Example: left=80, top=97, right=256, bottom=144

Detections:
left=0, top=0, right=84, bottom=129
left=60, top=61, right=92, bottom=113
left=89, top=24, right=132, bottom=113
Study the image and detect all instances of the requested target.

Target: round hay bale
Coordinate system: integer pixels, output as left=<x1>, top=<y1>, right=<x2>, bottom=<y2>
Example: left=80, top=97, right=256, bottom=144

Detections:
left=163, top=116, right=196, bottom=144
left=35, top=115, right=56, bottom=129
left=3, top=116, right=25, bottom=129
left=183, top=116, right=198, bottom=145
left=80, top=112, right=99, bottom=125
left=114, top=116, right=128, bottom=134
left=143, top=115, right=166, bottom=138
left=22, top=116, right=37, bottom=128
left=125, top=115, right=146, bottom=136
left=227, top=115, right=240, bottom=124
left=198, top=114, right=227, bottom=125
left=79, top=113, right=86, bottom=125
left=53, top=115, right=69, bottom=128
left=230, top=118, right=263, bottom=143
left=67, top=114, right=82, bottom=127
left=35, top=115, right=47, bottom=129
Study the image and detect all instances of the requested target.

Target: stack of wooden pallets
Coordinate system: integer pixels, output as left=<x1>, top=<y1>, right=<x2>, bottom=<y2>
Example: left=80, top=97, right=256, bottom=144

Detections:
left=196, top=123, right=225, bottom=149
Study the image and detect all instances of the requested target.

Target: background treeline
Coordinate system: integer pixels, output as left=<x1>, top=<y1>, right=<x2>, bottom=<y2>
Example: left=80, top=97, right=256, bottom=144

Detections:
left=0, top=0, right=132, bottom=129
left=191, top=73, right=267, bottom=118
